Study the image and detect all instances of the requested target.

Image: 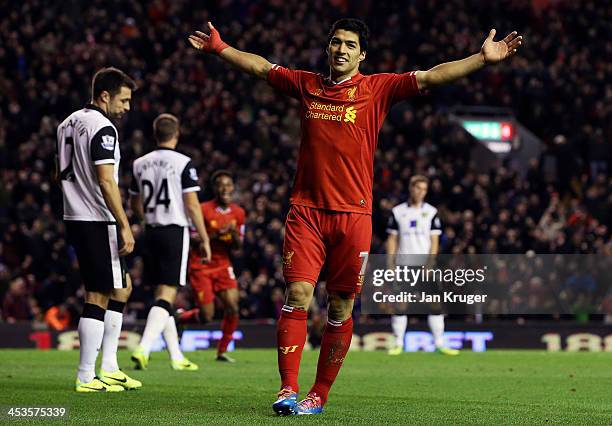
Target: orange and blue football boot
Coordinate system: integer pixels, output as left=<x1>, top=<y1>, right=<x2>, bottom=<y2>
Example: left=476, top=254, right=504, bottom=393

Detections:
left=272, top=386, right=298, bottom=415
left=296, top=392, right=323, bottom=415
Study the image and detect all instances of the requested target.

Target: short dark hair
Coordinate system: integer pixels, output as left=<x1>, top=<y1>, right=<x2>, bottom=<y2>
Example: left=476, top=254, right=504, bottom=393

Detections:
left=327, top=18, right=370, bottom=52
left=91, top=67, right=137, bottom=100
left=410, top=175, right=429, bottom=187
left=210, top=169, right=233, bottom=185
left=153, top=113, right=179, bottom=143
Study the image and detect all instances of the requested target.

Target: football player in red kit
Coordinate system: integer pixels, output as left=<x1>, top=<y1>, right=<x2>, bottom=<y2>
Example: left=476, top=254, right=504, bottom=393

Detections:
left=188, top=18, right=522, bottom=414
left=186, top=170, right=245, bottom=362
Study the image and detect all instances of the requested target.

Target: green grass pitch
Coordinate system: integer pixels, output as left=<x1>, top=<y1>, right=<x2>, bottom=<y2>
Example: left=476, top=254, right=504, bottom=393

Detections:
left=0, top=349, right=611, bottom=424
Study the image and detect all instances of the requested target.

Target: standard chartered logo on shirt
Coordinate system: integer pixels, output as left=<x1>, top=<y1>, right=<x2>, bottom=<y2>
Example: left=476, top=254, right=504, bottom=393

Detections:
left=305, top=100, right=358, bottom=124
left=343, top=106, right=357, bottom=124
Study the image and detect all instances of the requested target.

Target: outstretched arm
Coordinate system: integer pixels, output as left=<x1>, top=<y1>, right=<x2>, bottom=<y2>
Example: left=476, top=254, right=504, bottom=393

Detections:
left=416, top=29, right=523, bottom=90
left=188, top=22, right=273, bottom=80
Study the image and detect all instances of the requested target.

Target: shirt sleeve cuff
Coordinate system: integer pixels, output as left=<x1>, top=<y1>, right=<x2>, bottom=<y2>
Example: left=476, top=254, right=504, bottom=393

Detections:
left=266, top=64, right=278, bottom=83
left=411, top=71, right=429, bottom=96
left=386, top=229, right=399, bottom=235
left=430, top=230, right=442, bottom=235
left=93, top=159, right=115, bottom=165
left=182, top=186, right=201, bottom=193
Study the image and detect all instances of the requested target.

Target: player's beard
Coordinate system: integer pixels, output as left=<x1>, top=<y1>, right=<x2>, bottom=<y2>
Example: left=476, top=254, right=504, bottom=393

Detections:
left=109, top=112, right=124, bottom=124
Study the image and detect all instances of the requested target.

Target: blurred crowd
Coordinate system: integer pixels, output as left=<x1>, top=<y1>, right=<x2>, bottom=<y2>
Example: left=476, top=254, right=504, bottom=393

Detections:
left=0, top=0, right=609, bottom=326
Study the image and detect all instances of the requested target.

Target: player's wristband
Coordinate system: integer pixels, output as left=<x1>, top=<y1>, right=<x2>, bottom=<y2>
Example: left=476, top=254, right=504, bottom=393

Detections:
left=214, top=41, right=229, bottom=55
left=209, top=27, right=230, bottom=55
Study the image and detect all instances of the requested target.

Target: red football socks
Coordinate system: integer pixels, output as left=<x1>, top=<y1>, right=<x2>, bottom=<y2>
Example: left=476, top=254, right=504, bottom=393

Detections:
left=177, top=308, right=200, bottom=323
left=310, top=316, right=353, bottom=405
left=217, top=313, right=239, bottom=355
left=277, top=305, right=308, bottom=392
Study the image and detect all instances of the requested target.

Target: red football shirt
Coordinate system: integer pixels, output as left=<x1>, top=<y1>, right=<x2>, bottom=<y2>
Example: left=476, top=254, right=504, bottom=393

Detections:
left=267, top=65, right=423, bottom=214
left=189, top=200, right=245, bottom=273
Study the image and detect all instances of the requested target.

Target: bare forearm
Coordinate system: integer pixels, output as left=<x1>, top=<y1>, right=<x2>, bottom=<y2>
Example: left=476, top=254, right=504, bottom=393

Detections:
left=129, top=196, right=144, bottom=221
left=429, top=236, right=440, bottom=256
left=100, top=180, right=130, bottom=228
left=53, top=156, right=60, bottom=183
left=185, top=197, right=209, bottom=244
left=219, top=47, right=272, bottom=79
left=419, top=53, right=485, bottom=89
left=386, top=235, right=398, bottom=268
left=190, top=208, right=209, bottom=243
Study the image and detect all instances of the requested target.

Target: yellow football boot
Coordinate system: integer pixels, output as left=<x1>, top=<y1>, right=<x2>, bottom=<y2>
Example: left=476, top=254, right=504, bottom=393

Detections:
left=131, top=347, right=149, bottom=370
left=75, top=377, right=124, bottom=393
left=388, top=347, right=403, bottom=356
left=171, top=358, right=199, bottom=371
left=99, top=369, right=142, bottom=390
left=435, top=347, right=460, bottom=356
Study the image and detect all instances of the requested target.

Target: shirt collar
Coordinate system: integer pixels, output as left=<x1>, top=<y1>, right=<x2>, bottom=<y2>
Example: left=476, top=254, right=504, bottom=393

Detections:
left=406, top=201, right=424, bottom=209
left=85, top=103, right=110, bottom=119
left=213, top=199, right=231, bottom=213
left=324, top=73, right=363, bottom=86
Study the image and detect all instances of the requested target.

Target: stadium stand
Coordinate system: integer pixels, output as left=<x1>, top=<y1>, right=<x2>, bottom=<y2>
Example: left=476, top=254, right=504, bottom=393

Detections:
left=0, top=0, right=609, bottom=324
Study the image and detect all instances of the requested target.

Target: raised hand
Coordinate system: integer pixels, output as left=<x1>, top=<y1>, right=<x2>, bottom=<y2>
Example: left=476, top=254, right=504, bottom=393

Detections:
left=188, top=21, right=229, bottom=55
left=481, top=29, right=523, bottom=64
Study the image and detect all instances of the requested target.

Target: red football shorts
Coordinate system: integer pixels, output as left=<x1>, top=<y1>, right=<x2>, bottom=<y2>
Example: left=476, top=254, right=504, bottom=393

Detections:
left=282, top=204, right=371, bottom=294
left=189, top=266, right=237, bottom=305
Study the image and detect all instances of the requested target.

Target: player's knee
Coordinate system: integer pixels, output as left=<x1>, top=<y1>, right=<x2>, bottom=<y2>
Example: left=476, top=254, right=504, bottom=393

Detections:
left=285, top=282, right=314, bottom=310
left=111, top=287, right=131, bottom=303
left=327, top=305, right=352, bottom=322
left=225, top=298, right=239, bottom=316
left=156, top=285, right=177, bottom=304
left=327, top=292, right=355, bottom=321
left=429, top=304, right=444, bottom=315
left=201, top=305, right=214, bottom=322
left=85, top=291, right=110, bottom=309
left=226, top=304, right=239, bottom=316
left=110, top=274, right=133, bottom=302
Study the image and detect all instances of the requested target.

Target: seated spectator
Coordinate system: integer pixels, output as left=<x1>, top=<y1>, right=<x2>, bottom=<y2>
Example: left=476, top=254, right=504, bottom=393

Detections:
left=2, top=277, right=31, bottom=323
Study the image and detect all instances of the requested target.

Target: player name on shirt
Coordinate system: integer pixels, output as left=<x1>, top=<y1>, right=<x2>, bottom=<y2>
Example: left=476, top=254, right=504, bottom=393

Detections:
left=138, top=159, right=180, bottom=174
left=130, top=148, right=200, bottom=227
left=57, top=104, right=120, bottom=222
